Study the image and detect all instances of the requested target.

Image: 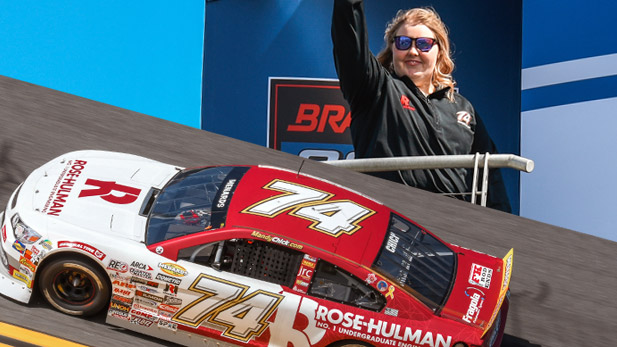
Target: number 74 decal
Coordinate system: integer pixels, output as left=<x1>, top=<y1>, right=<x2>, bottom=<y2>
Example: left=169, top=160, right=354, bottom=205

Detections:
left=173, top=274, right=284, bottom=342
left=241, top=179, right=375, bottom=237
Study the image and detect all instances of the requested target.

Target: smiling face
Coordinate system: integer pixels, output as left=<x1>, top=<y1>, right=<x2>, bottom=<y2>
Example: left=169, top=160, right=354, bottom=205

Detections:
left=391, top=23, right=439, bottom=94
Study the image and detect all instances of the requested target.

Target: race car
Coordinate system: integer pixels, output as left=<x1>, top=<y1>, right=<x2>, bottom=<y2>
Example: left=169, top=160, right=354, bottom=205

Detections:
left=0, top=150, right=512, bottom=347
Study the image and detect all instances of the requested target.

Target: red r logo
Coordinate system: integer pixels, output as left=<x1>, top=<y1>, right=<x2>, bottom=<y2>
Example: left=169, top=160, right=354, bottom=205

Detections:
left=400, top=95, right=416, bottom=111
left=79, top=179, right=141, bottom=204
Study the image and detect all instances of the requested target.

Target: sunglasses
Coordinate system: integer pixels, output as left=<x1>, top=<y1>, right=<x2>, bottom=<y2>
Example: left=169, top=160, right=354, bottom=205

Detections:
left=394, top=36, right=437, bottom=52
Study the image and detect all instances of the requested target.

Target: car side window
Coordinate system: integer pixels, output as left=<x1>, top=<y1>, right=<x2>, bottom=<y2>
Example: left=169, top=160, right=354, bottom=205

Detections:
left=309, top=261, right=386, bottom=312
left=178, top=239, right=303, bottom=288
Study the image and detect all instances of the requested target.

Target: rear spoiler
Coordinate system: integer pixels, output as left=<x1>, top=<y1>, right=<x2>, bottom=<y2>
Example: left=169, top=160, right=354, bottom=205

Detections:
left=483, top=249, right=513, bottom=336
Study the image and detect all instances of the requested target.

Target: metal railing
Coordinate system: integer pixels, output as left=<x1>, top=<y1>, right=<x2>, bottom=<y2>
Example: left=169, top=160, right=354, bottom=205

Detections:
left=325, top=153, right=534, bottom=207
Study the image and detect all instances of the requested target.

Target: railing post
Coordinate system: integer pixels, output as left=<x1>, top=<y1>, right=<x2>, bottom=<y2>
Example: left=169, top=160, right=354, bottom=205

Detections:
left=481, top=152, right=490, bottom=207
left=323, top=153, right=534, bottom=208
left=471, top=153, right=480, bottom=205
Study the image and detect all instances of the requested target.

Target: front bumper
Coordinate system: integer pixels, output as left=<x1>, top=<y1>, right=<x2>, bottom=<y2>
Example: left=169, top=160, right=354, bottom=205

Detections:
left=0, top=211, right=33, bottom=304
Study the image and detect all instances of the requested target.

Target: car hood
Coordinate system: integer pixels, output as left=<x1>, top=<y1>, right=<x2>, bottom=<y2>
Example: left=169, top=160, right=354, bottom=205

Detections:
left=441, top=245, right=513, bottom=334
left=27, top=151, right=179, bottom=242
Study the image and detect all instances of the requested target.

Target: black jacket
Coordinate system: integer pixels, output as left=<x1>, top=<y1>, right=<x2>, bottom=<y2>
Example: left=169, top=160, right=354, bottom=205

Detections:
left=332, top=0, right=511, bottom=212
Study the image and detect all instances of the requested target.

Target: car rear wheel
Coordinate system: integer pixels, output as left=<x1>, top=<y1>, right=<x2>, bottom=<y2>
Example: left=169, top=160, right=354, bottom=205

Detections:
left=39, top=257, right=110, bottom=316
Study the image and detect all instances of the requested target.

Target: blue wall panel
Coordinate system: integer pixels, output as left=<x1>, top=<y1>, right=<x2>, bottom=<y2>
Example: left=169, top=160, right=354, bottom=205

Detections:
left=0, top=1, right=205, bottom=128
left=521, top=0, right=617, bottom=241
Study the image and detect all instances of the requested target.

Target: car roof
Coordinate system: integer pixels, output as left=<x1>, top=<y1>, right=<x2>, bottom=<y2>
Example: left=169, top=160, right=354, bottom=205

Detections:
left=225, top=166, right=392, bottom=266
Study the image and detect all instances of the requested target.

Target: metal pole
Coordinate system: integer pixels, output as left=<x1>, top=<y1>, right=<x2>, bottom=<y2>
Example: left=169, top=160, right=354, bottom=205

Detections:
left=325, top=154, right=534, bottom=173
left=471, top=153, right=480, bottom=205
left=481, top=153, right=490, bottom=207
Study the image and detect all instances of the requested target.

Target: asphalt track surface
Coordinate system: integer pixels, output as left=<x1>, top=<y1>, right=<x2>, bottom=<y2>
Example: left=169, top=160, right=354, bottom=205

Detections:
left=0, top=75, right=615, bottom=347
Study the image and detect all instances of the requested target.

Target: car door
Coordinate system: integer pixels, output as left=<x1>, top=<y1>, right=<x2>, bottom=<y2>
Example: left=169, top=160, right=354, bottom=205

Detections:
left=173, top=236, right=330, bottom=346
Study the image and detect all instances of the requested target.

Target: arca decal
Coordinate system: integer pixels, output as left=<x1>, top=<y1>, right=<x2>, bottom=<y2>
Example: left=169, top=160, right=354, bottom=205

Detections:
left=241, top=179, right=375, bottom=237
left=173, top=274, right=284, bottom=343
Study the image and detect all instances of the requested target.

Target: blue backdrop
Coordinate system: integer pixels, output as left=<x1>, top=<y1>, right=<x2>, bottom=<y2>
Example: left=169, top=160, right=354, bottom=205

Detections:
left=202, top=0, right=522, bottom=213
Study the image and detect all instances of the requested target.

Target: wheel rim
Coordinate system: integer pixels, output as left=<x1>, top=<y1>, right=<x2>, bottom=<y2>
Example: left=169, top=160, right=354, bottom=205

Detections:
left=52, top=269, right=96, bottom=305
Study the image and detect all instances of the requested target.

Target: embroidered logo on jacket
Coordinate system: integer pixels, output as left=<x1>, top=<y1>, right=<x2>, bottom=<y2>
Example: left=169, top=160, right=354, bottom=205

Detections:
left=456, top=111, right=472, bottom=129
left=400, top=95, right=416, bottom=111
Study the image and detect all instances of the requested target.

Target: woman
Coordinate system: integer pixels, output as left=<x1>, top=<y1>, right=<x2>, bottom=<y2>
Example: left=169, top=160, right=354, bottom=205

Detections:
left=332, top=0, right=511, bottom=212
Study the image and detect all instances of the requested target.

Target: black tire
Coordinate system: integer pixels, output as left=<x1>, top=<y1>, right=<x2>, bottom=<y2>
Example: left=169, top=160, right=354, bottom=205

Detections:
left=38, top=257, right=110, bottom=316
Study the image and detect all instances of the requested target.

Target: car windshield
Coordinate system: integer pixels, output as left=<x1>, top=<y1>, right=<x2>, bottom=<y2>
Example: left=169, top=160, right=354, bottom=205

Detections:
left=145, top=166, right=248, bottom=245
left=372, top=213, right=456, bottom=310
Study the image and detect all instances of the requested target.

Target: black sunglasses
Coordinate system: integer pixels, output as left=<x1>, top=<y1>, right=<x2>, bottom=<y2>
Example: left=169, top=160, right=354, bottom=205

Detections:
left=394, top=36, right=437, bottom=52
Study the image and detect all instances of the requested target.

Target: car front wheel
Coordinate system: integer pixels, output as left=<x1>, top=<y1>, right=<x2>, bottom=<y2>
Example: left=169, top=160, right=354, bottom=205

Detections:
left=39, top=257, right=110, bottom=316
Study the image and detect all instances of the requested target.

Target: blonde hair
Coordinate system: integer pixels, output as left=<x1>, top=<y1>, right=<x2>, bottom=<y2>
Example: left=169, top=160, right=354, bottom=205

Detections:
left=376, top=7, right=456, bottom=100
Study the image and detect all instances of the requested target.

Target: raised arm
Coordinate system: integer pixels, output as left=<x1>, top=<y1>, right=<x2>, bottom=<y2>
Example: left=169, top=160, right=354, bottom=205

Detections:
left=332, top=0, right=387, bottom=111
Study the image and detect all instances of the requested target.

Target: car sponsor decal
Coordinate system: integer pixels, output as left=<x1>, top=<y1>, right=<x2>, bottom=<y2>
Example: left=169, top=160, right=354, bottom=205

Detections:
left=469, top=263, right=493, bottom=289
left=107, top=259, right=129, bottom=273
left=110, top=301, right=131, bottom=313
left=502, top=249, right=513, bottom=293
left=130, top=307, right=159, bottom=323
left=315, top=305, right=452, bottom=347
left=39, top=239, right=52, bottom=251
left=133, top=302, right=159, bottom=315
left=216, top=179, right=237, bottom=209
left=484, top=249, right=514, bottom=335
left=158, top=262, right=188, bottom=277
left=112, top=279, right=136, bottom=293
left=385, top=232, right=400, bottom=253
left=137, top=285, right=159, bottom=294
left=163, top=284, right=179, bottom=296
left=242, top=179, right=375, bottom=237
left=173, top=273, right=284, bottom=343
left=18, top=257, right=36, bottom=273
left=108, top=309, right=130, bottom=321
left=23, top=249, right=41, bottom=266
left=376, top=281, right=396, bottom=300
left=130, top=316, right=154, bottom=327
left=11, top=269, right=31, bottom=288
left=12, top=240, right=25, bottom=254
left=462, top=287, right=485, bottom=324
left=156, top=273, right=182, bottom=286
left=78, top=179, right=141, bottom=205
left=136, top=290, right=163, bottom=303
left=365, top=273, right=377, bottom=285
left=58, top=241, right=106, bottom=261
left=113, top=287, right=133, bottom=297
left=251, top=230, right=304, bottom=250
left=157, top=319, right=178, bottom=332
left=210, top=167, right=249, bottom=229
left=130, top=261, right=153, bottom=279
left=130, top=277, right=159, bottom=288
left=293, top=254, right=316, bottom=294
left=18, top=264, right=33, bottom=279
left=111, top=294, right=133, bottom=305
left=163, top=295, right=182, bottom=306
left=133, top=296, right=159, bottom=308
left=43, top=160, right=87, bottom=216
left=159, top=304, right=180, bottom=313
left=384, top=307, right=399, bottom=317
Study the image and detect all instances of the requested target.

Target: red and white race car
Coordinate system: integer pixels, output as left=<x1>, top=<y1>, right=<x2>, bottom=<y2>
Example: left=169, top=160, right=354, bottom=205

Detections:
left=0, top=150, right=512, bottom=347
